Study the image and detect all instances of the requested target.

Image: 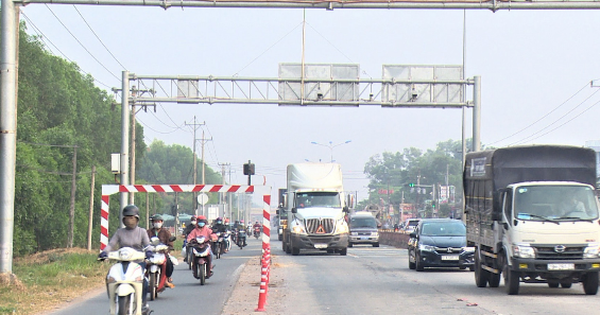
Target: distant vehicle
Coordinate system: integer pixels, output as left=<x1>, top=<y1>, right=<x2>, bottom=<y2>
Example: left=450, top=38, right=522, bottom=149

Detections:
left=408, top=218, right=474, bottom=271
left=348, top=211, right=379, bottom=247
left=401, top=219, right=420, bottom=234
left=281, top=163, right=349, bottom=256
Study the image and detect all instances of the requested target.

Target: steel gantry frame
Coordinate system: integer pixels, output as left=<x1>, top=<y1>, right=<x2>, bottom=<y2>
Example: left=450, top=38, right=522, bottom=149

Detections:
left=2, top=0, right=600, bottom=274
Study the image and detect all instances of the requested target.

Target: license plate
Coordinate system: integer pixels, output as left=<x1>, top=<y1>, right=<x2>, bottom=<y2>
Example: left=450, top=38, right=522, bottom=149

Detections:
left=548, top=263, right=575, bottom=271
left=314, top=244, right=328, bottom=249
left=360, top=237, right=369, bottom=240
left=441, top=255, right=459, bottom=261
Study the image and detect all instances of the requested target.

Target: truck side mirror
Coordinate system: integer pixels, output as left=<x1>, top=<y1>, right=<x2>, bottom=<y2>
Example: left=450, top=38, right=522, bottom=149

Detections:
left=292, top=207, right=297, bottom=214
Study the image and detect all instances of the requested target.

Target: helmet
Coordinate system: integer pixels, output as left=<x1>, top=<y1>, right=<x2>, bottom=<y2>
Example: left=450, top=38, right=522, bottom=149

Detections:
left=216, top=217, right=222, bottom=221
left=196, top=215, right=207, bottom=222
left=151, top=214, right=163, bottom=222
left=190, top=215, right=197, bottom=221
left=122, top=205, right=140, bottom=219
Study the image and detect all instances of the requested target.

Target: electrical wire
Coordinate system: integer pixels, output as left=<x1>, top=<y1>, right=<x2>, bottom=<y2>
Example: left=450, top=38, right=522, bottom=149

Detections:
left=232, top=21, right=303, bottom=76
left=72, top=5, right=127, bottom=70
left=488, top=82, right=592, bottom=146
left=507, top=87, right=600, bottom=146
left=21, top=13, right=112, bottom=89
left=44, top=4, right=121, bottom=81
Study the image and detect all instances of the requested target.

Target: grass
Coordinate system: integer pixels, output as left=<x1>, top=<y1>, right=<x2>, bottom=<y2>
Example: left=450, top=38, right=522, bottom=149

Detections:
left=0, top=238, right=187, bottom=315
left=0, top=248, right=110, bottom=315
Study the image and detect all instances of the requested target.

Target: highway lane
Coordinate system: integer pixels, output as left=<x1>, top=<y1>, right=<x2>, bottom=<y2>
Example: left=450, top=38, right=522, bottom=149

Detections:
left=45, top=239, right=262, bottom=315
left=270, top=241, right=600, bottom=315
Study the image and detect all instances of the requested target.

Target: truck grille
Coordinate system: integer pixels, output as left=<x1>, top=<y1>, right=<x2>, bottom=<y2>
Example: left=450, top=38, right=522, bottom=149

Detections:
left=306, top=218, right=335, bottom=234
left=533, top=244, right=585, bottom=260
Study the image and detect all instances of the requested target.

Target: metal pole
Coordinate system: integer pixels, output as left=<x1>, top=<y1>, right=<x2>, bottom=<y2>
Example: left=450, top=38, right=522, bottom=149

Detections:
left=473, top=76, right=481, bottom=152
left=120, top=71, right=130, bottom=227
left=68, top=146, right=78, bottom=248
left=0, top=0, right=18, bottom=273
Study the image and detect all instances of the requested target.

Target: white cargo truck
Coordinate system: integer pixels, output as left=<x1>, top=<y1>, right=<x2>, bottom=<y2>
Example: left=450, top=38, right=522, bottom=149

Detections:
left=282, top=163, right=349, bottom=255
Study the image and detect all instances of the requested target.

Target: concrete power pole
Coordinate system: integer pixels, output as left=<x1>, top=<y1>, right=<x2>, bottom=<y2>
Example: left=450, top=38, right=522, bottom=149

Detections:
left=185, top=117, right=204, bottom=211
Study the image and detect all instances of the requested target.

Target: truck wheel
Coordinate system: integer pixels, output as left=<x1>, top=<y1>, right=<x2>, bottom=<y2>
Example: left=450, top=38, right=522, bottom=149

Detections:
left=489, top=273, right=501, bottom=287
left=503, top=262, right=519, bottom=295
left=292, top=247, right=300, bottom=255
left=474, top=249, right=488, bottom=287
left=583, top=272, right=599, bottom=295
left=339, top=248, right=347, bottom=256
left=548, top=280, right=559, bottom=288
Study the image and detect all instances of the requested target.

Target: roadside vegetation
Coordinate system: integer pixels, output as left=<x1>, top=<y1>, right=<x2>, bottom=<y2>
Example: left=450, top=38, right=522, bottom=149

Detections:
left=0, top=248, right=110, bottom=315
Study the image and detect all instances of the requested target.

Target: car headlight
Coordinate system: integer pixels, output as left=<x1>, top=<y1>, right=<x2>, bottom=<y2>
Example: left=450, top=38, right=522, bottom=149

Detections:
left=351, top=232, right=358, bottom=236
left=372, top=232, right=378, bottom=236
left=513, top=243, right=536, bottom=259
left=418, top=244, right=436, bottom=252
left=584, top=243, right=600, bottom=258
left=462, top=246, right=475, bottom=253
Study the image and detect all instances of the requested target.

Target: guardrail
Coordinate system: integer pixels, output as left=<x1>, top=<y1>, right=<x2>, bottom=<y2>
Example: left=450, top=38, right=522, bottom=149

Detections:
left=378, top=231, right=410, bottom=249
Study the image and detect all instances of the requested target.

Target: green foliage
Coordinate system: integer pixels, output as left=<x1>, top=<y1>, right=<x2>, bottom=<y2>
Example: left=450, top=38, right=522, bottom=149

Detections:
left=13, top=24, right=131, bottom=255
left=361, top=139, right=468, bottom=215
left=136, top=140, right=223, bottom=215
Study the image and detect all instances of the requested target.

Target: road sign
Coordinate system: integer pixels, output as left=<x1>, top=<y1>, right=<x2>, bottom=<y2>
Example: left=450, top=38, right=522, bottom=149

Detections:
left=197, top=193, right=209, bottom=205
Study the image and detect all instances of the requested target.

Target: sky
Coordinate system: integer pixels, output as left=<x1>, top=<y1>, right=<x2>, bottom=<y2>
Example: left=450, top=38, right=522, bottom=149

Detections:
left=19, top=5, right=600, bottom=205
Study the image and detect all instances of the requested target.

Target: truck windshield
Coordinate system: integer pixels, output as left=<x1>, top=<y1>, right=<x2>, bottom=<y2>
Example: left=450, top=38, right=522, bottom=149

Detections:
left=514, top=185, right=599, bottom=221
left=295, top=192, right=341, bottom=208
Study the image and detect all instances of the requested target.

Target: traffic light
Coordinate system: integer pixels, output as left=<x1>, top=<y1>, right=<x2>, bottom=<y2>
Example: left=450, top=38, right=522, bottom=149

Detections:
left=409, top=183, right=415, bottom=187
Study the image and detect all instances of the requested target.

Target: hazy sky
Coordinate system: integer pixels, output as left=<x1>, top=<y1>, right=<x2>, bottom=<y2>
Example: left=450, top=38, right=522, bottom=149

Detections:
left=20, top=5, right=600, bottom=203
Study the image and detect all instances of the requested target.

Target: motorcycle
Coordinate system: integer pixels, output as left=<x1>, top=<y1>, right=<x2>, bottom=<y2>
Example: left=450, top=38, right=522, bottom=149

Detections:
left=223, top=230, right=232, bottom=253
left=212, top=232, right=223, bottom=259
left=236, top=229, right=247, bottom=249
left=190, top=236, right=212, bottom=285
left=146, top=236, right=175, bottom=300
left=102, top=247, right=149, bottom=315
left=253, top=226, right=261, bottom=239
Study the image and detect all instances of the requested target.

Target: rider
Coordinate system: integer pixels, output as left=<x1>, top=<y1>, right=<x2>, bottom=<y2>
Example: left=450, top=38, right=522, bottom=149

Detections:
left=147, top=214, right=175, bottom=289
left=182, top=216, right=197, bottom=262
left=186, top=215, right=217, bottom=277
left=252, top=221, right=262, bottom=236
left=211, top=217, right=230, bottom=253
left=98, top=205, right=152, bottom=312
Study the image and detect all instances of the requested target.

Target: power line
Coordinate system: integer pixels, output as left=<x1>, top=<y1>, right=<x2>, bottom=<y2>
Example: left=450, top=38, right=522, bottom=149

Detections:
left=508, top=87, right=600, bottom=146
left=21, top=13, right=112, bottom=89
left=44, top=4, right=121, bottom=81
left=488, top=82, right=592, bottom=146
left=72, top=5, right=127, bottom=70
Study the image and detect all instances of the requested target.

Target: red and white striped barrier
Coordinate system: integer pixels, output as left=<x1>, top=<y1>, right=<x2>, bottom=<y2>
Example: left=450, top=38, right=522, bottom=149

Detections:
left=256, top=195, right=271, bottom=312
left=100, top=184, right=254, bottom=250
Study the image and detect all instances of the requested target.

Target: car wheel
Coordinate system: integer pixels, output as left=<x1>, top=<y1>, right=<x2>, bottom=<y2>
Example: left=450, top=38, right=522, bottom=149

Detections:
left=415, top=252, right=424, bottom=271
left=408, top=250, right=416, bottom=270
left=348, top=243, right=353, bottom=248
left=373, top=243, right=379, bottom=247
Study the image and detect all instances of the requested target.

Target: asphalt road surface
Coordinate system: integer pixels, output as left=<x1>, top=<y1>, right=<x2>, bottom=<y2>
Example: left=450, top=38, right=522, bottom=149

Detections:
left=46, top=237, right=600, bottom=315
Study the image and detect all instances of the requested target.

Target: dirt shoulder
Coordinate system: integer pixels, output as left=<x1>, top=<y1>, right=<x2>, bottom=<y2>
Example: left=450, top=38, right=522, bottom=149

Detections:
left=221, top=254, right=286, bottom=315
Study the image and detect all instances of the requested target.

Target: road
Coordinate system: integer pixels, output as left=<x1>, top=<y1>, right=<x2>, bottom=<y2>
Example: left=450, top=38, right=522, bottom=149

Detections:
left=46, top=238, right=263, bottom=315
left=47, top=237, right=599, bottom=315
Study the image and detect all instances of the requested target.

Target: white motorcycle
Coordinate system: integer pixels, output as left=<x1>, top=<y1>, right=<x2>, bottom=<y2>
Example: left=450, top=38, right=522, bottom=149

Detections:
left=103, top=247, right=149, bottom=315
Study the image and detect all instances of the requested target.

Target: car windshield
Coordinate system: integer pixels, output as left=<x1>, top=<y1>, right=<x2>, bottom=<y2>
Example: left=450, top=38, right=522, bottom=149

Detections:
left=514, top=185, right=599, bottom=221
left=420, top=221, right=465, bottom=236
left=295, top=192, right=341, bottom=208
left=351, top=217, right=377, bottom=228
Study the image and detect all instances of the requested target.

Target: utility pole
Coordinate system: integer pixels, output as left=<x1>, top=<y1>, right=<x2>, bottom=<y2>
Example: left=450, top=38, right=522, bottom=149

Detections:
left=200, top=130, right=213, bottom=186
left=67, top=145, right=78, bottom=248
left=219, top=163, right=230, bottom=218
left=185, top=117, right=205, bottom=211
left=87, top=165, right=96, bottom=251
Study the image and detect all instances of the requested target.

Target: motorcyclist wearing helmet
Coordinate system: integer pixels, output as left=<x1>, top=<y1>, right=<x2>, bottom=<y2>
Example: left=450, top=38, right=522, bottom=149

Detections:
left=98, top=205, right=152, bottom=311
left=186, top=215, right=217, bottom=277
left=182, top=216, right=197, bottom=263
left=147, top=214, right=175, bottom=288
left=211, top=217, right=230, bottom=253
